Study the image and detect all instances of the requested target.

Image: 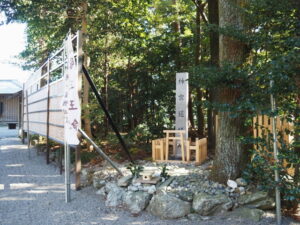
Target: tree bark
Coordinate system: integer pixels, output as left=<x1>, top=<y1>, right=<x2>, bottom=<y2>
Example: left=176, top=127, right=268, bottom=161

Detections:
left=192, top=0, right=205, bottom=135
left=293, top=0, right=300, bottom=183
left=103, top=37, right=109, bottom=136
left=172, top=0, right=182, bottom=72
left=207, top=0, right=219, bottom=153
left=211, top=0, right=249, bottom=183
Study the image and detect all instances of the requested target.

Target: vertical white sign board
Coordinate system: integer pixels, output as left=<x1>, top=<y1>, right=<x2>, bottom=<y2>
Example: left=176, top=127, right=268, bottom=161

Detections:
left=62, top=34, right=80, bottom=145
left=175, top=72, right=189, bottom=157
left=61, top=34, right=81, bottom=203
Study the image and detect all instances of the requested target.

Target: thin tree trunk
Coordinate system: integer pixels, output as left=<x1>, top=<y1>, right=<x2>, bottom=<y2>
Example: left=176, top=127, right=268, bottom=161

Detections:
left=172, top=0, right=182, bottom=72
left=103, top=37, right=109, bottom=136
left=211, top=0, right=249, bottom=183
left=196, top=88, right=205, bottom=137
left=207, top=0, right=219, bottom=153
left=193, top=0, right=205, bottom=135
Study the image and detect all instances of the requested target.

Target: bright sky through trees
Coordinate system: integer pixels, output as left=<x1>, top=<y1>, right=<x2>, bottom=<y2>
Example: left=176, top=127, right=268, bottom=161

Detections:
left=0, top=22, right=29, bottom=82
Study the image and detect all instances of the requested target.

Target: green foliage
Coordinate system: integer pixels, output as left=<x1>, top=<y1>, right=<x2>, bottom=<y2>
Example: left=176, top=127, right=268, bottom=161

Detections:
left=1, top=0, right=299, bottom=205
left=243, top=140, right=300, bottom=202
left=160, top=164, right=170, bottom=179
left=126, top=163, right=144, bottom=178
left=125, top=123, right=151, bottom=144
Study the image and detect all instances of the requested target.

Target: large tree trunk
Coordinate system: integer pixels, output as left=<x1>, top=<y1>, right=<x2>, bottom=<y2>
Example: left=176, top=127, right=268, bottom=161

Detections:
left=293, top=0, right=300, bottom=184
left=211, top=0, right=249, bottom=183
left=81, top=1, right=92, bottom=138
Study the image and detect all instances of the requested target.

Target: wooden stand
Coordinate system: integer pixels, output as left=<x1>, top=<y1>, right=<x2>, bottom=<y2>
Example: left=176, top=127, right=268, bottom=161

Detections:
left=186, top=138, right=207, bottom=165
left=152, top=131, right=207, bottom=165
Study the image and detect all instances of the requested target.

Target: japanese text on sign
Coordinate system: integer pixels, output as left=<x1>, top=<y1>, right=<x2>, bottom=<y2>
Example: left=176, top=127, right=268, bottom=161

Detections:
left=175, top=72, right=189, bottom=156
left=61, top=34, right=80, bottom=145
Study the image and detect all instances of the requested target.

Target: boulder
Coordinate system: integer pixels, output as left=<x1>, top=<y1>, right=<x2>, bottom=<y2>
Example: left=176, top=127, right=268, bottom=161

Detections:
left=237, top=187, right=246, bottom=195
left=123, top=191, right=151, bottom=214
left=96, top=187, right=106, bottom=198
left=143, top=185, right=156, bottom=194
left=192, top=192, right=231, bottom=216
left=157, top=177, right=175, bottom=194
left=238, top=191, right=275, bottom=210
left=236, top=178, right=247, bottom=187
left=147, top=193, right=191, bottom=219
left=117, top=175, right=132, bottom=187
left=105, top=183, right=125, bottom=207
left=230, top=207, right=264, bottom=222
left=80, top=168, right=94, bottom=186
left=93, top=177, right=106, bottom=189
left=227, top=179, right=238, bottom=189
left=187, top=213, right=202, bottom=221
left=177, top=190, right=194, bottom=202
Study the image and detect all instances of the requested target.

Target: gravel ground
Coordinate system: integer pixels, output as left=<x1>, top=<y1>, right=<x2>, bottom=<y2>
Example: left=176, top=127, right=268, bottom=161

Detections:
left=0, top=127, right=298, bottom=225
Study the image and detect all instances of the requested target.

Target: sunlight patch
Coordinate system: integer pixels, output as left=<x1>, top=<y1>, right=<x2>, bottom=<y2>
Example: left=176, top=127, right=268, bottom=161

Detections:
left=101, top=215, right=119, bottom=221
left=5, top=164, right=24, bottom=167
left=8, top=175, right=25, bottom=177
left=10, top=183, right=35, bottom=189
left=0, top=197, right=35, bottom=201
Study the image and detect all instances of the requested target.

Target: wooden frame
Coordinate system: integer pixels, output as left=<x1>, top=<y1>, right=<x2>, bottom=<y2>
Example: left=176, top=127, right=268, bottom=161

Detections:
left=22, top=31, right=83, bottom=188
left=23, top=32, right=82, bottom=145
left=152, top=130, right=208, bottom=165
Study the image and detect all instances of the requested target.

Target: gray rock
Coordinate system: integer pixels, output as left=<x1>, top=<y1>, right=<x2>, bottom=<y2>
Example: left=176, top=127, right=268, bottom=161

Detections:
left=236, top=178, right=247, bottom=186
left=192, top=192, right=231, bottom=216
left=227, top=179, right=238, bottom=189
left=187, top=213, right=202, bottom=221
left=128, top=185, right=139, bottom=192
left=147, top=193, right=191, bottom=219
left=105, top=183, right=125, bottom=207
left=93, top=177, right=106, bottom=189
left=117, top=175, right=132, bottom=187
left=105, top=182, right=117, bottom=192
left=157, top=177, right=175, bottom=194
left=178, top=190, right=194, bottom=202
left=144, top=185, right=156, bottom=194
left=123, top=191, right=151, bottom=214
left=80, top=168, right=94, bottom=186
left=238, top=191, right=275, bottom=209
left=237, top=187, right=246, bottom=195
left=230, top=207, right=264, bottom=222
left=222, top=201, right=233, bottom=211
left=96, top=187, right=106, bottom=198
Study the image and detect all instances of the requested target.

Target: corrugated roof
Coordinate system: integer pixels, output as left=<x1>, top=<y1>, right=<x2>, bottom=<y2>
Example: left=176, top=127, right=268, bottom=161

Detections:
left=0, top=80, right=22, bottom=94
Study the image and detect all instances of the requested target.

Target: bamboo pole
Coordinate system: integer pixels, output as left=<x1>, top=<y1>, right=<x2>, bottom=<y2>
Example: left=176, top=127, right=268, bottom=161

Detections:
left=270, top=80, right=282, bottom=225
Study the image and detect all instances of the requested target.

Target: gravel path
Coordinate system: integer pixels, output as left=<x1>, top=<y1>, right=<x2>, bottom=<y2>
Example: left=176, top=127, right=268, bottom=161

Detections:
left=0, top=127, right=298, bottom=225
